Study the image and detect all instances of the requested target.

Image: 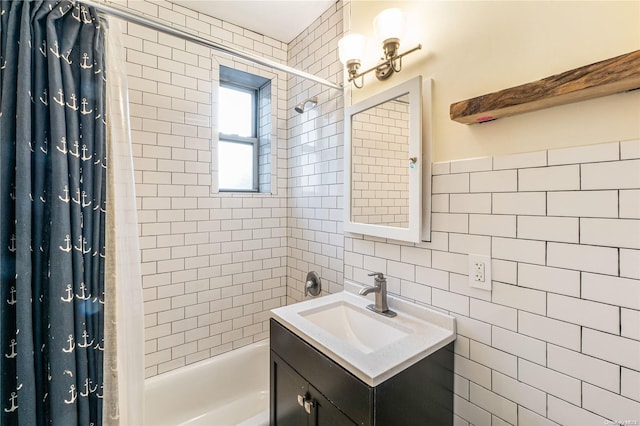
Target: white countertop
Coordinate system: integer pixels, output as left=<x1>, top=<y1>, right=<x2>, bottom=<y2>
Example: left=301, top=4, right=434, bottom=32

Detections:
left=270, top=280, right=456, bottom=387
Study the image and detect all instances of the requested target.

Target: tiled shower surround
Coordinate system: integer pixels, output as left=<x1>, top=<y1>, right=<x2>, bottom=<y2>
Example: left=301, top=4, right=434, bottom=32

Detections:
left=119, top=0, right=640, bottom=423
left=345, top=140, right=640, bottom=424
left=286, top=3, right=345, bottom=302
left=121, top=0, right=344, bottom=377
left=120, top=0, right=291, bottom=377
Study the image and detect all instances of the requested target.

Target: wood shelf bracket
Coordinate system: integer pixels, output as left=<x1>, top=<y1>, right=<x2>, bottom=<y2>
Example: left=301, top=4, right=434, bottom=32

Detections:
left=450, top=49, right=640, bottom=124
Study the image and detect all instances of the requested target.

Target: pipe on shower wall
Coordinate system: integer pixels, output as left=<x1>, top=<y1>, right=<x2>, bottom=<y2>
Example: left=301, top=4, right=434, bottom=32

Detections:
left=81, top=0, right=343, bottom=91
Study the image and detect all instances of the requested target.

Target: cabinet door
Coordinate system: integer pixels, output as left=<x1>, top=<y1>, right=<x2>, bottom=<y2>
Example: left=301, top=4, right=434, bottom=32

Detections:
left=271, top=352, right=309, bottom=426
left=271, top=319, right=374, bottom=425
left=309, top=384, right=357, bottom=426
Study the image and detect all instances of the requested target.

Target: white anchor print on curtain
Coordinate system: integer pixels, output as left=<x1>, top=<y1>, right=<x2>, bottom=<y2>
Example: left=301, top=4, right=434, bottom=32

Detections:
left=0, top=1, right=107, bottom=424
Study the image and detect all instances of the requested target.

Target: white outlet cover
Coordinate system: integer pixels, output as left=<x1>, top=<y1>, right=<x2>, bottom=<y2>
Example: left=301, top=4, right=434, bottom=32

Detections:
left=468, top=254, right=492, bottom=291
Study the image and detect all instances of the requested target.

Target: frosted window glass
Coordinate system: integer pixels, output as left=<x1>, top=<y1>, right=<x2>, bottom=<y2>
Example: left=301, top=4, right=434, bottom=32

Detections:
left=219, top=141, right=254, bottom=190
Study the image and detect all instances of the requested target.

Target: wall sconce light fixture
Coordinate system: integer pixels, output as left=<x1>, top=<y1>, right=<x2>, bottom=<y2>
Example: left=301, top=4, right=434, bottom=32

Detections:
left=338, top=8, right=421, bottom=89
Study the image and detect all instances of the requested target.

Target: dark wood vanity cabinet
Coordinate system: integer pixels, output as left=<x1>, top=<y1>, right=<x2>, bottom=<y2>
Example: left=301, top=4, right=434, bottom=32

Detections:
left=271, top=354, right=356, bottom=426
left=270, top=319, right=454, bottom=426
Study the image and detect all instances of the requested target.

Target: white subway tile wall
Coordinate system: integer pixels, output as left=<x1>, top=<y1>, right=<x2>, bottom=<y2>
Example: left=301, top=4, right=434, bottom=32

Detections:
left=119, top=0, right=290, bottom=377
left=286, top=2, right=344, bottom=302
left=345, top=140, right=640, bottom=424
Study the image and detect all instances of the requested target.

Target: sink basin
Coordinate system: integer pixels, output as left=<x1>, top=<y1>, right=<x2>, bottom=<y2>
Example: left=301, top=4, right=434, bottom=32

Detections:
left=299, top=300, right=411, bottom=354
left=271, top=280, right=456, bottom=386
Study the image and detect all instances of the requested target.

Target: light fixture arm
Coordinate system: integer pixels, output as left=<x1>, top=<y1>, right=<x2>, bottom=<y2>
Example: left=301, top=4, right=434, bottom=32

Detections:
left=352, top=75, right=364, bottom=89
left=346, top=44, right=422, bottom=86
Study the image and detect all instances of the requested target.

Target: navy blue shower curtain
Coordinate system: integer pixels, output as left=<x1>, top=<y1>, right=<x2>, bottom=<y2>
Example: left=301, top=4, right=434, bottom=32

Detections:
left=0, top=1, right=106, bottom=424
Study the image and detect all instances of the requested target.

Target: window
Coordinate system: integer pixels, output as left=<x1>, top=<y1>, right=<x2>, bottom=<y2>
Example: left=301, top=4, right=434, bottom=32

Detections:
left=218, top=83, right=257, bottom=191
left=218, top=67, right=271, bottom=193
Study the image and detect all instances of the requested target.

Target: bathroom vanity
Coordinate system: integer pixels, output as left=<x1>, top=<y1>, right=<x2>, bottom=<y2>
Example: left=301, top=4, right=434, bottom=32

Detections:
left=269, top=283, right=456, bottom=425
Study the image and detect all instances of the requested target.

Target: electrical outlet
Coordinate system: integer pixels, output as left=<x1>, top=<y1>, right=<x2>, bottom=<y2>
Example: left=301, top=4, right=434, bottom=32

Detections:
left=473, top=261, right=485, bottom=282
left=468, top=254, right=492, bottom=291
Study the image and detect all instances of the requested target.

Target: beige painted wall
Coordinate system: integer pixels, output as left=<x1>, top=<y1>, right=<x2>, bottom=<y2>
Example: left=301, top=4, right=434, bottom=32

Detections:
left=347, top=1, right=640, bottom=162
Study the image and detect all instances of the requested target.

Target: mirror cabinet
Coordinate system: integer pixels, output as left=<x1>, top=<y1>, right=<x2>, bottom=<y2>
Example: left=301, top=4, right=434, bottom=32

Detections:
left=344, top=76, right=431, bottom=243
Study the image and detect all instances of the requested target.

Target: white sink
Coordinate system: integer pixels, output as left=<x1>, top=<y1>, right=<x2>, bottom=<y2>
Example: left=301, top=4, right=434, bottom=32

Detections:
left=271, top=280, right=456, bottom=386
left=299, top=300, right=411, bottom=354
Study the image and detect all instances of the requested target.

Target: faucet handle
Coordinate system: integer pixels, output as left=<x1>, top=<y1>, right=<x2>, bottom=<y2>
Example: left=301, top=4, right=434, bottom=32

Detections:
left=368, top=272, right=385, bottom=281
left=305, top=271, right=321, bottom=297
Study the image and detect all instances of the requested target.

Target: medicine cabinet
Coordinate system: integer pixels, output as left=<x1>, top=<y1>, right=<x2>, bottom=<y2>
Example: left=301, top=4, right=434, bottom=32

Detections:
left=344, top=75, right=431, bottom=243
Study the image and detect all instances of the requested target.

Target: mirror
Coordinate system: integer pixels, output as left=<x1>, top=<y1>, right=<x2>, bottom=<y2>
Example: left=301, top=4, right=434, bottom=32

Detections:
left=350, top=93, right=411, bottom=229
left=344, top=76, right=426, bottom=243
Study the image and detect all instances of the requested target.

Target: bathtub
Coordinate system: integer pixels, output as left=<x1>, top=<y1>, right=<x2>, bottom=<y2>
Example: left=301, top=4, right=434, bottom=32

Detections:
left=144, top=340, right=270, bottom=426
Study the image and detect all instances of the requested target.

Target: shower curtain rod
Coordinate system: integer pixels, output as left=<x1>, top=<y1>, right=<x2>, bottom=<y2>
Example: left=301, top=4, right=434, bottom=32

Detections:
left=81, top=0, right=343, bottom=91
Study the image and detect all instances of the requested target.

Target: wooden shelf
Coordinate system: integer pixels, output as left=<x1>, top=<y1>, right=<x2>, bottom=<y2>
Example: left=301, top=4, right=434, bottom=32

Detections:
left=450, top=49, right=640, bottom=124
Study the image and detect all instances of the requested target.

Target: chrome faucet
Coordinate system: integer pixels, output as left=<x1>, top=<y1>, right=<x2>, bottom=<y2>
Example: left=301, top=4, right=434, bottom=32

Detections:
left=359, top=272, right=397, bottom=317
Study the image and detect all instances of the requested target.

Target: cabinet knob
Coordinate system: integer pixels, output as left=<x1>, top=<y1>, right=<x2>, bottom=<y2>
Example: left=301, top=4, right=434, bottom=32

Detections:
left=297, top=394, right=305, bottom=407
left=304, top=399, right=315, bottom=414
